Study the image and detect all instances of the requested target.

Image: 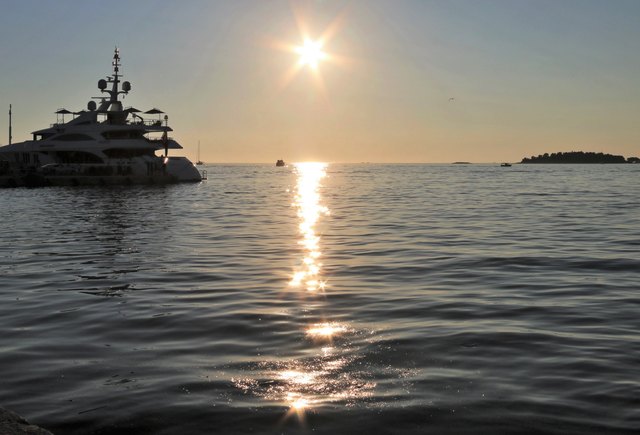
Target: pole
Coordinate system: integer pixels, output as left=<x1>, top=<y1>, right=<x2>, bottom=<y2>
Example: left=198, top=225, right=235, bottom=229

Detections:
left=9, top=104, right=12, bottom=145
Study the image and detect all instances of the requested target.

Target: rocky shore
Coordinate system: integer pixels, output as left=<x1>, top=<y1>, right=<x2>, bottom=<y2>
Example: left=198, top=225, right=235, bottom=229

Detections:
left=0, top=407, right=52, bottom=435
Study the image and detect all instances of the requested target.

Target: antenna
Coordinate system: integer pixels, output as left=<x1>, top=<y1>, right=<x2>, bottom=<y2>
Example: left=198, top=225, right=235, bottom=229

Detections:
left=8, top=104, right=12, bottom=145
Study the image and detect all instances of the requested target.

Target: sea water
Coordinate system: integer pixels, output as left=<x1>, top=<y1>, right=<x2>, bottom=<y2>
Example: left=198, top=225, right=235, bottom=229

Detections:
left=0, top=164, right=638, bottom=434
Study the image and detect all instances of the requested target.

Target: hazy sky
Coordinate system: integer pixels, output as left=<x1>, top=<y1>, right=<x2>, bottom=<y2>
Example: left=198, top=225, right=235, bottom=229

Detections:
left=1, top=0, right=639, bottom=162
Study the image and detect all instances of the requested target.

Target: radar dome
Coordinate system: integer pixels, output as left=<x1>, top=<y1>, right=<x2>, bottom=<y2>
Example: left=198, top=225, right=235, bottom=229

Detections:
left=98, top=79, right=107, bottom=90
left=87, top=101, right=97, bottom=111
left=122, top=81, right=131, bottom=92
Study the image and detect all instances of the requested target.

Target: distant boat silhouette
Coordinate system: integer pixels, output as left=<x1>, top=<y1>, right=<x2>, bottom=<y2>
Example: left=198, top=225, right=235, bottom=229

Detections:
left=196, top=141, right=203, bottom=166
left=501, top=163, right=512, bottom=167
left=276, top=159, right=285, bottom=167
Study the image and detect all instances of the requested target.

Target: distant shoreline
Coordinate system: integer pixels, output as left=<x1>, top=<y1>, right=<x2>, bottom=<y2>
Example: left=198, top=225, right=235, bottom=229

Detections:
left=521, top=151, right=639, bottom=164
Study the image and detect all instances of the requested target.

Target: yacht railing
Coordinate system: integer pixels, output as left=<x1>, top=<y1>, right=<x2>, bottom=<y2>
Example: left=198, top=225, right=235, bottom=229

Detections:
left=129, top=119, right=165, bottom=127
left=49, top=118, right=166, bottom=128
left=148, top=137, right=175, bottom=143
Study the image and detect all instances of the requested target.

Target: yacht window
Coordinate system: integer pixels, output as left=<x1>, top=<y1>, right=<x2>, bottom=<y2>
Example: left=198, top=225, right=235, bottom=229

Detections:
left=34, top=133, right=55, bottom=141
left=102, top=130, right=144, bottom=140
left=54, top=133, right=95, bottom=141
left=55, top=151, right=104, bottom=164
left=103, top=148, right=155, bottom=158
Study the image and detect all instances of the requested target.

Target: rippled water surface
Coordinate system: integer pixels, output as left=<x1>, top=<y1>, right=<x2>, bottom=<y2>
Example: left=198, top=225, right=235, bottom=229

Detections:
left=1, top=164, right=638, bottom=434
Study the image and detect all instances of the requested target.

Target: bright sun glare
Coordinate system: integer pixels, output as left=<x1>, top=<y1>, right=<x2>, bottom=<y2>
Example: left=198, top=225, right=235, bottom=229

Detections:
left=295, top=39, right=327, bottom=69
left=272, top=5, right=350, bottom=93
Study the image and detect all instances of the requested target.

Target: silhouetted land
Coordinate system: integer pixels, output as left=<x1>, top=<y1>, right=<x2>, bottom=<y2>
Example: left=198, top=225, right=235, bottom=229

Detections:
left=522, top=151, right=639, bottom=164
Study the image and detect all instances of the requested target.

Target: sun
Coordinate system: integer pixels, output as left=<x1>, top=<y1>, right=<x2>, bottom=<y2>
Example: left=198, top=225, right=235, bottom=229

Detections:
left=271, top=6, right=351, bottom=93
left=295, top=39, right=327, bottom=70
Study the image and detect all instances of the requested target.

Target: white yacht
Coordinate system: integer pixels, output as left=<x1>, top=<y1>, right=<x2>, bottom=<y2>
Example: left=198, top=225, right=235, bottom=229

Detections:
left=0, top=49, right=203, bottom=187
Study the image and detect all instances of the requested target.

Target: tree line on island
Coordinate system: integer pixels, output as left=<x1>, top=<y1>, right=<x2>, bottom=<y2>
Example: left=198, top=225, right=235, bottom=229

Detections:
left=521, top=151, right=639, bottom=164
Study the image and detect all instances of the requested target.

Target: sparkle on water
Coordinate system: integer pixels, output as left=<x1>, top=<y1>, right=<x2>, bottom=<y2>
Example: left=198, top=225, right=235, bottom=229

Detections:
left=289, top=162, right=329, bottom=292
left=306, top=323, right=348, bottom=339
left=232, top=162, right=376, bottom=418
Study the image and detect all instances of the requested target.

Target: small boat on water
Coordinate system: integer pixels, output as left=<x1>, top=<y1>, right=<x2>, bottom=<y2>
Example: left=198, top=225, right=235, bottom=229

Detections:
left=501, top=163, right=512, bottom=167
left=196, top=141, right=204, bottom=166
left=276, top=159, right=285, bottom=167
left=0, top=48, right=203, bottom=188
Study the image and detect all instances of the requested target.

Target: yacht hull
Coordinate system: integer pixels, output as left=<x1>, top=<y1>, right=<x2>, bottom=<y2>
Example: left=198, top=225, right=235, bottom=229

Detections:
left=0, top=173, right=200, bottom=188
left=0, top=153, right=203, bottom=188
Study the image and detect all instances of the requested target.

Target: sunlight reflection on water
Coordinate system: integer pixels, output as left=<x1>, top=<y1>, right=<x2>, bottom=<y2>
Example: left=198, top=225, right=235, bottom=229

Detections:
left=306, top=322, right=348, bottom=340
left=289, top=162, right=330, bottom=292
left=232, top=162, right=376, bottom=418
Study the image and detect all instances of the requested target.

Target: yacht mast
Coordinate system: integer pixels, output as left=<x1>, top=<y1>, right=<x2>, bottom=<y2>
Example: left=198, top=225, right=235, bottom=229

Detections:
left=96, top=48, right=130, bottom=113
left=110, top=48, right=120, bottom=103
left=8, top=104, right=12, bottom=145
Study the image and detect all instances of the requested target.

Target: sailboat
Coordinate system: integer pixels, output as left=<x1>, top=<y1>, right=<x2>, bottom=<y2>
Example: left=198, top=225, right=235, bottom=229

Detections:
left=196, top=140, right=204, bottom=166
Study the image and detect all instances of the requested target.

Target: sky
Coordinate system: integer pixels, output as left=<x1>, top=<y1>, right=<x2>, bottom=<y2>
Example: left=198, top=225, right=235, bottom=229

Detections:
left=0, top=0, right=639, bottom=163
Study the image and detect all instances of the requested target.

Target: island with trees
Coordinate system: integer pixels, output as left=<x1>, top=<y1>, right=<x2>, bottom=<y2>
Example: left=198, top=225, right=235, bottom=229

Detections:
left=521, top=151, right=639, bottom=164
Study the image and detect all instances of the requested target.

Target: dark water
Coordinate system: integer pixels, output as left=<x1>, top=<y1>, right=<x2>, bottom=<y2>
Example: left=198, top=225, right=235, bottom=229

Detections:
left=1, top=163, right=638, bottom=434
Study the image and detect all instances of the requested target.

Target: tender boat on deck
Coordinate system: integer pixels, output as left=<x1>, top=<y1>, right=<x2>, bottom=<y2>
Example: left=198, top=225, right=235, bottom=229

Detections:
left=0, top=49, right=203, bottom=187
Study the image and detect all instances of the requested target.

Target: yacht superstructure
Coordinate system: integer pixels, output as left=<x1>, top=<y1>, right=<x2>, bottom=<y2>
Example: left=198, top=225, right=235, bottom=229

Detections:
left=0, top=49, right=203, bottom=187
